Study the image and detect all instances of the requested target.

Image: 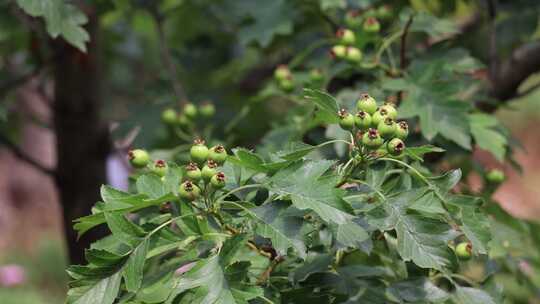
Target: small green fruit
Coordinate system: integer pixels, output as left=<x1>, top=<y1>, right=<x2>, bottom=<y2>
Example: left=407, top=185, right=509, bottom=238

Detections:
left=210, top=172, right=226, bottom=189
left=486, top=169, right=505, bottom=184
left=199, top=102, right=215, bottom=118
left=336, top=28, right=356, bottom=45
left=338, top=109, right=355, bottom=130
left=177, top=113, right=191, bottom=127
left=128, top=149, right=150, bottom=168
left=190, top=139, right=209, bottom=165
left=309, top=69, right=324, bottom=82
left=377, top=5, right=392, bottom=19
left=179, top=181, right=201, bottom=201
left=356, top=93, right=378, bottom=114
left=201, top=160, right=218, bottom=183
left=386, top=138, right=405, bottom=156
left=378, top=117, right=397, bottom=139
left=363, top=17, right=381, bottom=33
left=354, top=111, right=372, bottom=130
left=371, top=108, right=389, bottom=126
left=209, top=145, right=227, bottom=165
left=330, top=45, right=347, bottom=59
left=345, top=47, right=362, bottom=63
left=345, top=10, right=362, bottom=28
left=151, top=160, right=168, bottom=177
left=279, top=77, right=295, bottom=92
left=274, top=64, right=291, bottom=81
left=362, top=128, right=384, bottom=149
left=395, top=121, right=409, bottom=140
left=183, top=103, right=198, bottom=119
left=380, top=103, right=397, bottom=119
left=185, top=162, right=202, bottom=182
left=455, top=242, right=472, bottom=260
left=161, top=108, right=177, bottom=125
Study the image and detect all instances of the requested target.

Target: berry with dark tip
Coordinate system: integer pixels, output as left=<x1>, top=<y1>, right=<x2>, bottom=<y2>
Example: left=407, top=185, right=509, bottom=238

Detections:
left=274, top=65, right=291, bottom=81
left=378, top=117, right=397, bottom=139
left=354, top=111, right=372, bottom=130
left=345, top=10, right=362, bottom=28
left=151, top=160, right=168, bottom=177
left=190, top=139, right=209, bottom=165
left=336, top=28, right=356, bottom=45
left=362, top=128, right=384, bottom=149
left=201, top=160, right=218, bottom=183
left=210, top=172, right=226, bottom=189
left=376, top=5, right=392, bottom=19
left=209, top=145, right=227, bottom=165
left=395, top=121, right=409, bottom=140
left=345, top=47, right=362, bottom=63
left=128, top=149, right=150, bottom=168
left=386, top=138, right=405, bottom=156
left=330, top=45, right=347, bottom=59
left=455, top=242, right=472, bottom=260
left=371, top=108, right=389, bottom=127
left=356, top=93, right=378, bottom=114
left=380, top=103, right=397, bottom=119
left=338, top=109, right=355, bottom=130
left=179, top=181, right=201, bottom=201
left=363, top=17, right=381, bottom=33
left=185, top=162, right=202, bottom=181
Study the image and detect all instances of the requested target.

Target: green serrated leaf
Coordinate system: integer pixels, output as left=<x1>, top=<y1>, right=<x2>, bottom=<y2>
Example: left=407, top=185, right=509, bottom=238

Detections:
left=104, top=211, right=145, bottom=247
left=304, top=88, right=340, bottom=123
left=136, top=174, right=168, bottom=199
left=122, top=239, right=149, bottom=293
left=469, top=113, right=507, bottom=161
left=73, top=271, right=122, bottom=304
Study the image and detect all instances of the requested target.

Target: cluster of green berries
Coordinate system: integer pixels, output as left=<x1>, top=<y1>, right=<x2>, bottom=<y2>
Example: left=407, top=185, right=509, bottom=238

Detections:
left=161, top=101, right=216, bottom=128
left=274, top=65, right=324, bottom=92
left=330, top=29, right=363, bottom=64
left=338, top=93, right=408, bottom=157
left=127, top=139, right=228, bottom=202
left=179, top=139, right=228, bottom=201
left=344, top=5, right=390, bottom=29
left=128, top=149, right=170, bottom=177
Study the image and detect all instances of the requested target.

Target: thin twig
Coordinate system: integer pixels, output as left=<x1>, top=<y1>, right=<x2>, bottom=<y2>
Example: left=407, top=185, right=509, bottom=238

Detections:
left=400, top=15, right=414, bottom=70
left=152, top=11, right=187, bottom=104
left=0, top=134, right=55, bottom=176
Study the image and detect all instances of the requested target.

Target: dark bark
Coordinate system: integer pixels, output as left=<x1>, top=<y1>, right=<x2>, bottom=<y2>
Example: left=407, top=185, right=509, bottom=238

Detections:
left=52, top=12, right=110, bottom=264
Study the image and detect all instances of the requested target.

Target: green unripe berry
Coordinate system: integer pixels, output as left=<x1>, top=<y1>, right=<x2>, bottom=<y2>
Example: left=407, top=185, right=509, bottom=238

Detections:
left=151, top=160, right=168, bottom=177
left=161, top=108, right=177, bottom=125
left=380, top=103, right=397, bottom=119
left=354, top=111, right=372, bottom=130
left=378, top=117, right=397, bottom=139
left=128, top=149, right=150, bottom=168
left=486, top=169, right=505, bottom=184
left=183, top=103, right=198, bottom=119
left=386, top=138, right=405, bottom=156
left=455, top=242, right=472, bottom=260
left=190, top=139, right=209, bottom=165
left=177, top=113, right=190, bottom=127
left=371, top=108, right=389, bottom=127
left=201, top=160, right=218, bottom=183
left=208, top=145, right=227, bottom=165
left=309, top=69, right=324, bottom=82
left=363, top=17, right=381, bottom=33
left=199, top=102, right=215, bottom=118
left=330, top=45, right=347, bottom=59
left=210, top=172, right=226, bottom=189
left=279, top=77, right=295, bottom=92
left=179, top=181, right=201, bottom=201
left=338, top=109, right=355, bottom=130
left=376, top=5, right=392, bottom=19
left=336, top=28, right=356, bottom=45
left=362, top=128, right=384, bottom=149
left=395, top=121, right=409, bottom=140
left=274, top=65, right=291, bottom=81
left=345, top=47, right=362, bottom=63
left=345, top=10, right=362, bottom=28
left=356, top=93, right=378, bottom=114
left=185, top=162, right=202, bottom=182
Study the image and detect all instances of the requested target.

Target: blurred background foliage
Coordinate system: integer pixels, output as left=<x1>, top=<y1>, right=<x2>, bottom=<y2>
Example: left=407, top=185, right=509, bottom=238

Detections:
left=0, top=0, right=540, bottom=303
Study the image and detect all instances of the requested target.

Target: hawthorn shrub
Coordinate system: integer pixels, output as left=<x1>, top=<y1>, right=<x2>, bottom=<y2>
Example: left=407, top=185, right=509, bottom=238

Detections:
left=63, top=2, right=540, bottom=304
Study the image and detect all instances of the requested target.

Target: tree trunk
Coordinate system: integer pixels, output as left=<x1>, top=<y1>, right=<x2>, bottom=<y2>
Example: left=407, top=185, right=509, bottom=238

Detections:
left=52, top=12, right=110, bottom=264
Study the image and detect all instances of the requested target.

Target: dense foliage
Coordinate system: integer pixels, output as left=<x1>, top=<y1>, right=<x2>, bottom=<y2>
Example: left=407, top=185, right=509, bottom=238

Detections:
left=2, top=0, right=540, bottom=303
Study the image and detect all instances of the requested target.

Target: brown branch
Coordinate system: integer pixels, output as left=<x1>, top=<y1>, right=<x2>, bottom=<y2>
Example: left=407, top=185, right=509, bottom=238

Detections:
left=400, top=15, right=414, bottom=70
left=0, top=134, right=55, bottom=176
left=486, top=0, right=498, bottom=81
left=152, top=11, right=187, bottom=104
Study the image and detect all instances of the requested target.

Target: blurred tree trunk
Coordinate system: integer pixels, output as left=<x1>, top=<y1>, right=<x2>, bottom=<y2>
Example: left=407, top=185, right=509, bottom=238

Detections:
left=52, top=11, right=110, bottom=264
